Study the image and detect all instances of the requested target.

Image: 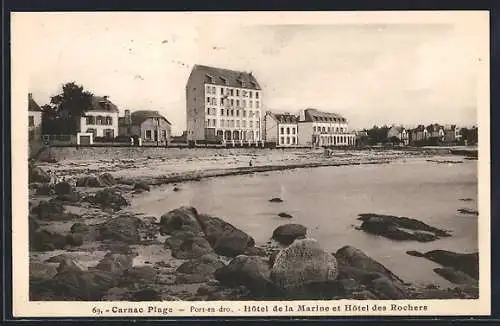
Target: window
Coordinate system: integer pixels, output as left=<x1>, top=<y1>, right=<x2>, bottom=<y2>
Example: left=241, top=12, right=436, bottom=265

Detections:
left=146, top=130, right=152, bottom=140
left=236, top=100, right=240, bottom=106
left=230, top=89, right=234, bottom=96
left=243, top=110, right=246, bottom=117
left=250, top=121, right=254, bottom=128
left=231, top=110, right=234, bottom=116
left=207, top=108, right=211, bottom=115
left=220, top=98, right=224, bottom=106
left=236, top=120, right=240, bottom=127
left=206, top=86, right=211, bottom=94
left=220, top=88, right=224, bottom=95
left=256, top=101, right=260, bottom=108
left=230, top=99, right=234, bottom=106
left=96, top=116, right=104, bottom=125
left=86, top=116, right=95, bottom=125
left=280, top=137, right=284, bottom=144
left=322, top=127, right=326, bottom=133
left=243, top=120, right=246, bottom=128
left=249, top=111, right=253, bottom=117
left=328, top=127, right=331, bottom=133
left=280, top=127, right=284, bottom=134
left=249, top=91, right=253, bottom=98
left=292, top=128, right=296, bottom=134
left=287, top=137, right=290, bottom=144
left=220, top=109, right=224, bottom=116
left=249, top=101, right=253, bottom=108
left=313, top=127, right=316, bottom=132
left=105, top=116, right=113, bottom=125
left=236, top=110, right=240, bottom=117
left=162, top=130, right=167, bottom=139
left=154, top=130, right=158, bottom=141
left=221, top=120, right=225, bottom=127
left=207, top=97, right=210, bottom=104
left=212, top=119, right=216, bottom=126
left=292, top=137, right=296, bottom=144
left=212, top=86, right=216, bottom=93
left=236, top=90, right=240, bottom=96
left=29, top=116, right=34, bottom=127
left=29, top=130, right=35, bottom=140
left=287, top=127, right=290, bottom=134
left=256, top=92, right=259, bottom=99
left=242, top=100, right=246, bottom=107
left=336, top=127, right=339, bottom=132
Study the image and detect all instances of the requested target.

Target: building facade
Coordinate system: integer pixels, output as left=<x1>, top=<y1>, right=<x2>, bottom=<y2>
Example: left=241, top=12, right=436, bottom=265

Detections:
left=186, top=65, right=263, bottom=144
left=387, top=125, right=409, bottom=146
left=409, top=125, right=428, bottom=143
left=28, top=93, right=43, bottom=156
left=443, top=124, right=462, bottom=143
left=263, top=111, right=299, bottom=147
left=297, top=108, right=356, bottom=147
left=426, top=124, right=445, bottom=141
left=119, top=110, right=172, bottom=145
left=79, top=96, right=119, bottom=140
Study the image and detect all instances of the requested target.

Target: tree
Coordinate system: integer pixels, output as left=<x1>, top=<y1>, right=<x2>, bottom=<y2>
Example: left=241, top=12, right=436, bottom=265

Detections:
left=42, top=82, right=93, bottom=134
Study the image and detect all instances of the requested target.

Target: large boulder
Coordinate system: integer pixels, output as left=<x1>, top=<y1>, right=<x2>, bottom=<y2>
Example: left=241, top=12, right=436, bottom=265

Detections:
left=368, top=275, right=407, bottom=299
left=133, top=181, right=151, bottom=192
left=165, top=234, right=213, bottom=259
left=33, top=183, right=54, bottom=195
left=98, top=173, right=116, bottom=187
left=196, top=214, right=255, bottom=257
left=271, top=224, right=307, bottom=245
left=215, top=255, right=281, bottom=299
left=30, top=230, right=68, bottom=251
left=159, top=207, right=203, bottom=235
left=119, top=266, right=158, bottom=286
left=175, top=254, right=225, bottom=284
left=95, top=253, right=135, bottom=276
left=357, top=213, right=451, bottom=242
left=90, top=188, right=129, bottom=210
left=54, top=181, right=73, bottom=195
left=29, top=166, right=51, bottom=183
left=270, top=238, right=339, bottom=297
left=335, top=245, right=405, bottom=285
left=96, top=215, right=143, bottom=244
left=30, top=261, right=58, bottom=280
left=421, top=250, right=479, bottom=279
left=433, top=267, right=478, bottom=285
left=31, top=200, right=78, bottom=221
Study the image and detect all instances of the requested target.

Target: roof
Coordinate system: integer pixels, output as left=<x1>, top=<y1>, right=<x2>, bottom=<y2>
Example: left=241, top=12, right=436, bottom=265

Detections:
left=129, top=110, right=171, bottom=126
left=87, top=96, right=119, bottom=113
left=28, top=94, right=42, bottom=112
left=302, top=108, right=346, bottom=123
left=267, top=111, right=298, bottom=124
left=389, top=125, right=406, bottom=132
left=426, top=124, right=443, bottom=132
left=189, top=64, right=261, bottom=90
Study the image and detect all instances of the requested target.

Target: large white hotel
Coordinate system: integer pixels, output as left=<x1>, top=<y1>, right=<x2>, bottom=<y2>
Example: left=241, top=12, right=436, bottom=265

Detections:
left=186, top=65, right=263, bottom=144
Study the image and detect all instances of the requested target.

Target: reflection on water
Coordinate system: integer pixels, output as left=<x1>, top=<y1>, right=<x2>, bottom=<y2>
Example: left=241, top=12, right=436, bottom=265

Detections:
left=132, top=157, right=478, bottom=287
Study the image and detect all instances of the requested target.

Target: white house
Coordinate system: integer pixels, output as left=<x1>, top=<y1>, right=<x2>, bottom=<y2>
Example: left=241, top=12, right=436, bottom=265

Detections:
left=387, top=125, right=409, bottom=146
left=297, top=108, right=356, bottom=147
left=263, top=111, right=299, bottom=146
left=79, top=96, right=119, bottom=140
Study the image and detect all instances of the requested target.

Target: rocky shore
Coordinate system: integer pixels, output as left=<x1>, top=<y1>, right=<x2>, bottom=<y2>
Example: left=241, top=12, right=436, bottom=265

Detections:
left=28, top=163, right=479, bottom=301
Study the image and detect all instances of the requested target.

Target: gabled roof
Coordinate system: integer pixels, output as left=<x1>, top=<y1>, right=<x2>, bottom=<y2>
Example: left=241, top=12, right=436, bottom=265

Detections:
left=28, top=94, right=42, bottom=112
left=129, top=110, right=171, bottom=126
left=267, top=111, right=298, bottom=124
left=189, top=64, right=261, bottom=90
left=87, top=96, right=119, bottom=113
left=302, top=108, right=346, bottom=123
left=426, top=124, right=443, bottom=132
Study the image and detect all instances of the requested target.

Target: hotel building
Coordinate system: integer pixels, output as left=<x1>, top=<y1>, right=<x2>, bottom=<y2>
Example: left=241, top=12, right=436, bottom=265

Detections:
left=297, top=108, right=356, bottom=147
left=186, top=65, right=263, bottom=144
left=263, top=111, right=299, bottom=147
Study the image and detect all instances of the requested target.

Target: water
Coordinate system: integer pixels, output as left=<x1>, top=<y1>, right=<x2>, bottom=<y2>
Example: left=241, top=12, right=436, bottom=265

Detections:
left=131, top=156, right=478, bottom=287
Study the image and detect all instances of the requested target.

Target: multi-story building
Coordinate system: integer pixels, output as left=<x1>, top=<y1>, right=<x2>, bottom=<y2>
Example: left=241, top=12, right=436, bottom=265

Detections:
left=443, top=124, right=462, bottom=143
left=28, top=93, right=43, bottom=156
left=426, top=123, right=445, bottom=141
left=79, top=96, right=119, bottom=140
left=297, top=108, right=356, bottom=147
left=409, top=125, right=428, bottom=143
left=118, top=109, right=172, bottom=145
left=387, top=125, right=409, bottom=146
left=263, top=111, right=299, bottom=147
left=186, top=65, right=263, bottom=144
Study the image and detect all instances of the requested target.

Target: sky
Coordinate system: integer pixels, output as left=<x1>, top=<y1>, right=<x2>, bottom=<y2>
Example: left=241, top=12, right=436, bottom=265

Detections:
left=15, top=12, right=486, bottom=135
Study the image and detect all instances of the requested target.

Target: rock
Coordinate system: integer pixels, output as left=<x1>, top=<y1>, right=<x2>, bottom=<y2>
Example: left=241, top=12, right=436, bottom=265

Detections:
left=270, top=239, right=339, bottom=296
left=30, top=261, right=58, bottom=280
left=269, top=197, right=283, bottom=203
left=102, top=287, right=130, bottom=301
left=70, top=223, right=100, bottom=242
left=97, top=215, right=143, bottom=244
left=130, top=288, right=162, bottom=301
left=173, top=187, right=180, bottom=192
left=406, top=250, right=424, bottom=257
left=357, top=213, right=451, bottom=241
left=29, top=216, right=40, bottom=234
left=278, top=212, right=293, bottom=219
left=165, top=234, right=213, bottom=259
left=54, top=181, right=72, bottom=195
left=433, top=267, right=478, bottom=285
left=32, top=200, right=78, bottom=221
left=175, top=254, right=224, bottom=283
left=48, top=269, right=117, bottom=300
left=65, top=233, right=84, bottom=247
left=30, top=230, right=67, bottom=251
left=457, top=208, right=479, bottom=216
left=271, top=224, right=307, bottom=245
left=420, top=250, right=479, bottom=279
left=133, top=181, right=150, bottom=192
left=34, top=183, right=54, bottom=195
left=244, top=246, right=267, bottom=257
left=335, top=245, right=405, bottom=285
left=76, top=176, right=104, bottom=187
left=197, top=285, right=219, bottom=296
left=98, top=173, right=116, bottom=187
left=159, top=207, right=203, bottom=235
left=197, top=214, right=255, bottom=257
left=29, top=166, right=51, bottom=183
left=215, top=255, right=281, bottom=298
left=368, top=276, right=407, bottom=299
left=57, top=191, right=81, bottom=203
left=91, top=188, right=129, bottom=210
left=119, top=266, right=158, bottom=286
left=95, top=253, right=134, bottom=275
left=56, top=257, right=85, bottom=273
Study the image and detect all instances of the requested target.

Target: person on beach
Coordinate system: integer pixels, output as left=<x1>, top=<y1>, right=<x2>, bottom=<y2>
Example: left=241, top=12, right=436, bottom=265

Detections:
left=249, top=160, right=253, bottom=167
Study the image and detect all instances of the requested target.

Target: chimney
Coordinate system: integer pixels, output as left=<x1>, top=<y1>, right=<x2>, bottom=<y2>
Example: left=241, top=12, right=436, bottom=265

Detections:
left=28, top=93, right=33, bottom=101
left=103, top=96, right=109, bottom=101
left=124, top=109, right=131, bottom=124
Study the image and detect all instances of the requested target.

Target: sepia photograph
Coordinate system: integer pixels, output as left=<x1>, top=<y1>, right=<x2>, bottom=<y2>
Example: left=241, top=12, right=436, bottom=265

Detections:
left=11, top=11, right=490, bottom=317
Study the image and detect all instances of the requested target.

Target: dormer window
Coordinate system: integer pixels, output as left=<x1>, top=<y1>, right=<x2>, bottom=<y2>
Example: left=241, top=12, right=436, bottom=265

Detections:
left=220, top=76, right=228, bottom=85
